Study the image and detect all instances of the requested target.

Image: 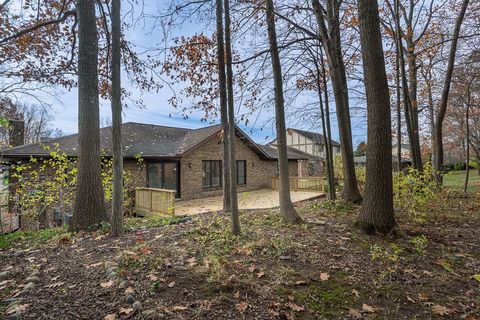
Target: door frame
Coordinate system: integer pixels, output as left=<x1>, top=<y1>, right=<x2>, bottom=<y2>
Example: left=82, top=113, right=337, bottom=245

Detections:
left=146, top=160, right=181, bottom=199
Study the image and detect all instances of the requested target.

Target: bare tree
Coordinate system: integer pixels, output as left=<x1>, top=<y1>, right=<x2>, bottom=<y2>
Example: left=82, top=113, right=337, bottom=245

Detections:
left=71, top=0, right=108, bottom=230
left=265, top=0, right=303, bottom=224
left=224, top=0, right=241, bottom=235
left=110, top=0, right=123, bottom=236
left=311, top=0, right=362, bottom=203
left=356, top=0, right=395, bottom=234
left=216, top=0, right=231, bottom=213
left=434, top=0, right=470, bottom=182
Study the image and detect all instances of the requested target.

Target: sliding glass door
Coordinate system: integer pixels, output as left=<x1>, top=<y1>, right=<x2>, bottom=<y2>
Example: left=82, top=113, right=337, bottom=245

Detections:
left=147, top=161, right=180, bottom=198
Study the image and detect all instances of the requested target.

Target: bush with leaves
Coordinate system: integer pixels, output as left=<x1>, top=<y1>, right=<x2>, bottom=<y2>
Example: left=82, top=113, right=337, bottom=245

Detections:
left=11, top=145, right=142, bottom=229
left=333, top=154, right=365, bottom=192
left=393, top=163, right=437, bottom=223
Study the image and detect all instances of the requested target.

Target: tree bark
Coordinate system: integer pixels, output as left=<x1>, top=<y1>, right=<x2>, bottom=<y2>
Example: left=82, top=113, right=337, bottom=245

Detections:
left=392, top=0, right=422, bottom=171
left=265, top=0, right=303, bottom=224
left=394, top=13, right=402, bottom=172
left=224, top=0, right=240, bottom=235
left=311, top=0, right=362, bottom=203
left=71, top=0, right=107, bottom=230
left=434, top=0, right=470, bottom=181
left=356, top=0, right=395, bottom=234
left=110, top=0, right=123, bottom=236
left=215, top=0, right=231, bottom=213
left=464, top=100, right=470, bottom=193
left=320, top=51, right=336, bottom=199
left=312, top=48, right=335, bottom=200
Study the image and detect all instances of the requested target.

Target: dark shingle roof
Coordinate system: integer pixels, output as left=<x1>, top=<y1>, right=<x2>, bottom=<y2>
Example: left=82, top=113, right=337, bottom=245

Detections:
left=3, top=122, right=307, bottom=161
left=259, top=145, right=310, bottom=160
left=288, top=128, right=340, bottom=147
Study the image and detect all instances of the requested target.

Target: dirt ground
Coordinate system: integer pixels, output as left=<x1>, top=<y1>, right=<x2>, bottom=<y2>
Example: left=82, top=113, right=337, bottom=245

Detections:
left=175, top=189, right=323, bottom=215
left=0, top=194, right=479, bottom=319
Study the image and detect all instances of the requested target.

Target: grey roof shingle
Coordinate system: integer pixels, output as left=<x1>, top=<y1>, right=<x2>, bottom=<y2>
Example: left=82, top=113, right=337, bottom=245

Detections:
left=3, top=122, right=308, bottom=161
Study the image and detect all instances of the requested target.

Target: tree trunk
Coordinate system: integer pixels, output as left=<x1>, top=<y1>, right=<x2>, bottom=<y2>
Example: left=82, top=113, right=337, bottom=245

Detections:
left=215, top=0, right=231, bottom=213
left=312, top=49, right=335, bottom=200
left=406, top=45, right=423, bottom=170
left=224, top=0, right=240, bottom=235
left=394, top=14, right=402, bottom=172
left=393, top=1, right=421, bottom=171
left=320, top=51, right=336, bottom=199
left=110, top=0, right=123, bottom=236
left=356, top=0, right=395, bottom=234
left=434, top=0, right=470, bottom=181
left=71, top=0, right=107, bottom=230
left=464, top=101, right=470, bottom=193
left=265, top=0, right=303, bottom=224
left=312, top=0, right=362, bottom=203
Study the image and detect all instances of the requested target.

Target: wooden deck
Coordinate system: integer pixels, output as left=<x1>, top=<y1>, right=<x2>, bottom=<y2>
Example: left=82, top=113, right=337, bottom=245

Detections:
left=134, top=188, right=176, bottom=216
left=272, top=176, right=324, bottom=192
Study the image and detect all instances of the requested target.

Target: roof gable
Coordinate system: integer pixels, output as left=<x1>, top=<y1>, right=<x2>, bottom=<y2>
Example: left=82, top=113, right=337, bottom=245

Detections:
left=288, top=128, right=340, bottom=147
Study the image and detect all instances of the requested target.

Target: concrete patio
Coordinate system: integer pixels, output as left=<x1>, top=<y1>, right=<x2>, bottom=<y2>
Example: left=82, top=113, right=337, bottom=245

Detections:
left=174, top=189, right=324, bottom=216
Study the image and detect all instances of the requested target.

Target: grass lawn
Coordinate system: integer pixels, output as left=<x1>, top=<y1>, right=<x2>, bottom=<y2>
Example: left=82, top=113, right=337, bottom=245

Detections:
left=443, top=169, right=480, bottom=192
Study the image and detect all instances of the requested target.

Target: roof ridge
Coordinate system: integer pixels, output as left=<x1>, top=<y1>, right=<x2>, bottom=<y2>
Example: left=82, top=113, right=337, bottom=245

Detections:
left=122, top=122, right=193, bottom=131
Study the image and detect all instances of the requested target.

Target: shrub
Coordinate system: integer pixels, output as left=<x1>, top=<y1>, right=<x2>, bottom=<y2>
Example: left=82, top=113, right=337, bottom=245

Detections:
left=393, top=162, right=437, bottom=223
left=333, top=154, right=365, bottom=191
left=11, top=144, right=143, bottom=229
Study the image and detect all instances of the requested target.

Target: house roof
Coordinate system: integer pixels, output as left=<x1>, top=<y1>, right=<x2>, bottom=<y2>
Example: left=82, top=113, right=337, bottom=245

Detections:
left=3, top=122, right=308, bottom=161
left=287, top=128, right=341, bottom=147
left=259, top=144, right=314, bottom=160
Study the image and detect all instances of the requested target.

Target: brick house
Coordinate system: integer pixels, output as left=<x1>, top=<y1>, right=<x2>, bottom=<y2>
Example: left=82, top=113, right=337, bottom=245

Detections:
left=3, top=122, right=307, bottom=203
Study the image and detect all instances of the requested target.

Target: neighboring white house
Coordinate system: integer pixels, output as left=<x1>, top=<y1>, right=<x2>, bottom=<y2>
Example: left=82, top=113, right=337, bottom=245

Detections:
left=280, top=128, right=341, bottom=160
left=269, top=128, right=341, bottom=177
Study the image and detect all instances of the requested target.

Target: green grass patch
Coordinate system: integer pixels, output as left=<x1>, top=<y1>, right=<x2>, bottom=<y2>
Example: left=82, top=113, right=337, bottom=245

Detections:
left=0, top=226, right=68, bottom=250
left=279, top=272, right=355, bottom=318
left=443, top=170, right=480, bottom=192
left=125, top=214, right=182, bottom=230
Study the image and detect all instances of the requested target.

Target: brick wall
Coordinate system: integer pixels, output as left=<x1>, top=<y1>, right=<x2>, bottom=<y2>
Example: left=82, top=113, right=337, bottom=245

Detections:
left=179, top=133, right=299, bottom=200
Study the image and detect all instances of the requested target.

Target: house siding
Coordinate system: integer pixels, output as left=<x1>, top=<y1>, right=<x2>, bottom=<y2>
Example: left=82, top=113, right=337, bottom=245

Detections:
left=179, top=133, right=299, bottom=201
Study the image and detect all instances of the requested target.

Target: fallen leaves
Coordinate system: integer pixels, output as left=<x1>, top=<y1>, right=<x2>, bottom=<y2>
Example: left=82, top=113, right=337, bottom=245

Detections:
left=85, top=262, right=103, bottom=269
left=431, top=305, right=453, bottom=316
left=168, top=281, right=176, bottom=288
left=286, top=302, right=304, bottom=312
left=362, top=303, right=375, bottom=313
left=100, top=280, right=114, bottom=288
left=351, top=289, right=360, bottom=298
left=124, top=286, right=134, bottom=294
left=171, top=305, right=188, bottom=311
left=147, top=274, right=158, bottom=281
left=235, top=302, right=249, bottom=313
left=119, top=307, right=134, bottom=316
left=348, top=308, right=362, bottom=319
left=104, top=314, right=116, bottom=320
left=6, top=304, right=30, bottom=315
left=320, top=272, right=330, bottom=281
left=46, top=281, right=65, bottom=289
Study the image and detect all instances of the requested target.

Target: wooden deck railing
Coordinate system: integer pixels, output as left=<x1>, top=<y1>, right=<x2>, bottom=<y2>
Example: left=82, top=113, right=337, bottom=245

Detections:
left=272, top=176, right=324, bottom=192
left=135, top=188, right=175, bottom=216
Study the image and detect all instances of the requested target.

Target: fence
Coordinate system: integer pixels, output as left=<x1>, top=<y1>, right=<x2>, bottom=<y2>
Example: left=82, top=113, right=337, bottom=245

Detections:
left=272, top=176, right=324, bottom=192
left=134, top=188, right=175, bottom=216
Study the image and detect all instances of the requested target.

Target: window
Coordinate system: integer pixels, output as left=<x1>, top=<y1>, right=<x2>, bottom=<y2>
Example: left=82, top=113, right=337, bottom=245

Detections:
left=202, top=160, right=222, bottom=187
left=147, top=163, right=163, bottom=189
left=237, top=160, right=246, bottom=185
